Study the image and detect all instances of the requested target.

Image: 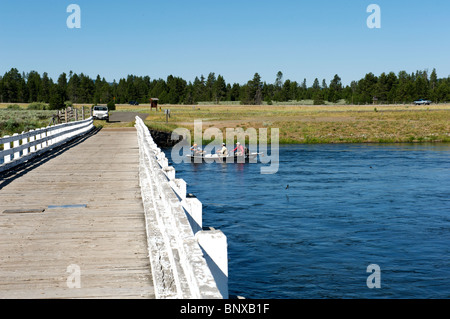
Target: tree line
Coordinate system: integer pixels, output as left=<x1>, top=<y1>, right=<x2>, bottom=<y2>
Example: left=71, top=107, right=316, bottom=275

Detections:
left=0, top=67, right=449, bottom=109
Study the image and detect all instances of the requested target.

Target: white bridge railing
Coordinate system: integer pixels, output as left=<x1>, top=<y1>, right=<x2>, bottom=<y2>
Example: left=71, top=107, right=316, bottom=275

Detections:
left=0, top=117, right=94, bottom=173
left=135, top=116, right=228, bottom=299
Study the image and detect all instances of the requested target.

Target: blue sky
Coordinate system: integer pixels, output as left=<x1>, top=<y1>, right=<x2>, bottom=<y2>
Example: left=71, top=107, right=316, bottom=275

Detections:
left=0, top=0, right=449, bottom=85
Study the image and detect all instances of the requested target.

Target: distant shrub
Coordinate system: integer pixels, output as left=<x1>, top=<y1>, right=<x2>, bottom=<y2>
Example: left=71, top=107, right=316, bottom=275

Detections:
left=107, top=100, right=116, bottom=110
left=313, top=97, right=324, bottom=105
left=7, top=104, right=21, bottom=110
left=4, top=118, right=20, bottom=131
left=64, top=101, right=73, bottom=108
left=27, top=102, right=48, bottom=110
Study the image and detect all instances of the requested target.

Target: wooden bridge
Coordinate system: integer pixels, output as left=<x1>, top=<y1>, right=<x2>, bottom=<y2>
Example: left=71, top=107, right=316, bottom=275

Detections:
left=0, top=116, right=227, bottom=299
left=0, top=127, right=154, bottom=298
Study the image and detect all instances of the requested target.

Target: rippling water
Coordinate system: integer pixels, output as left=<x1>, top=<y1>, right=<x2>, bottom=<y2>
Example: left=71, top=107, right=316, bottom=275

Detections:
left=165, top=144, right=450, bottom=299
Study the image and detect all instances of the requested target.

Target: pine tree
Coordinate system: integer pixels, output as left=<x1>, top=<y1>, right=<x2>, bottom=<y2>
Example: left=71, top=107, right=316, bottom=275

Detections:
left=312, top=78, right=320, bottom=90
left=38, top=72, right=52, bottom=103
left=313, top=89, right=325, bottom=105
left=229, top=83, right=241, bottom=102
left=214, top=75, right=227, bottom=103
left=2, top=68, right=22, bottom=102
left=281, top=79, right=291, bottom=101
left=274, top=71, right=283, bottom=102
left=26, top=71, right=41, bottom=103
left=205, top=73, right=216, bottom=101
left=192, top=76, right=204, bottom=102
left=49, top=84, right=65, bottom=109
left=57, top=72, right=68, bottom=103
left=243, top=73, right=263, bottom=105
left=275, top=71, right=283, bottom=89
left=328, top=74, right=342, bottom=102
left=0, top=76, right=4, bottom=103
left=67, top=72, right=81, bottom=103
left=429, top=68, right=438, bottom=102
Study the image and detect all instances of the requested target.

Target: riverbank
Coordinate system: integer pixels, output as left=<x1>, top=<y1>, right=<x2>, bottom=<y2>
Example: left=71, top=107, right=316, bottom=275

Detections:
left=140, top=104, right=450, bottom=144
left=1, top=103, right=449, bottom=144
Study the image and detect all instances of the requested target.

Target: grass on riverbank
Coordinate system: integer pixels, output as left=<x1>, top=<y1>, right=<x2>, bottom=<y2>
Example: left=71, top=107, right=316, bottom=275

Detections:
left=1, top=103, right=449, bottom=144
left=138, top=104, right=450, bottom=144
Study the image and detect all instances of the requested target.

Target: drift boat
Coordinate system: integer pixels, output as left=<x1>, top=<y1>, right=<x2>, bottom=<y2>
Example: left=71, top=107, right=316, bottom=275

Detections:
left=185, top=152, right=262, bottom=163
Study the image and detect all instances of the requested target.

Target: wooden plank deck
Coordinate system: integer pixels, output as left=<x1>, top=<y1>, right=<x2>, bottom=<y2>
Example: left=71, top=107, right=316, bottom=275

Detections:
left=0, top=128, right=154, bottom=298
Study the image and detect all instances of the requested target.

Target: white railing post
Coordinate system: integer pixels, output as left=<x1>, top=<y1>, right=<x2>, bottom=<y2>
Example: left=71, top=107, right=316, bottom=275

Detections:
left=29, top=130, right=36, bottom=153
left=174, top=179, right=186, bottom=200
left=163, top=166, right=176, bottom=180
left=40, top=128, right=47, bottom=149
left=21, top=133, right=29, bottom=156
left=185, top=196, right=203, bottom=234
left=196, top=230, right=228, bottom=299
left=13, top=134, right=20, bottom=160
left=35, top=130, right=41, bottom=151
left=47, top=127, right=53, bottom=146
left=52, top=126, right=57, bottom=145
left=55, top=126, right=61, bottom=144
left=3, top=136, right=11, bottom=163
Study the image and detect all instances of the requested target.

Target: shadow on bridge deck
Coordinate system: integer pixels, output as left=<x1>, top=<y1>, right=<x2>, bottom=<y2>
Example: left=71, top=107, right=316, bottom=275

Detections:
left=0, top=127, right=101, bottom=190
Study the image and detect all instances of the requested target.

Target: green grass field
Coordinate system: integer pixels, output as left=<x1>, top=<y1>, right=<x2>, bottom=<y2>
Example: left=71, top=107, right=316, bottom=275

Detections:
left=1, top=103, right=449, bottom=144
left=0, top=108, right=55, bottom=137
left=139, top=103, right=450, bottom=144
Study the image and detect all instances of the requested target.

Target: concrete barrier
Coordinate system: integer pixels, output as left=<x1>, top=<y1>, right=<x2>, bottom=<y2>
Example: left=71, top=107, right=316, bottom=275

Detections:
left=135, top=116, right=228, bottom=299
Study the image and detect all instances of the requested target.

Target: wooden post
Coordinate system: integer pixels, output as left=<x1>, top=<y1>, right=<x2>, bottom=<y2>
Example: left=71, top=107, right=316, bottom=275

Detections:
left=165, top=109, right=170, bottom=123
left=82, top=106, right=85, bottom=120
left=75, top=108, right=78, bottom=121
left=65, top=108, right=68, bottom=123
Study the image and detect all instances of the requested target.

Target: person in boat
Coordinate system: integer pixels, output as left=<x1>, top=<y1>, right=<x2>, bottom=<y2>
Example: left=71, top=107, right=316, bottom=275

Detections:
left=232, top=142, right=245, bottom=156
left=216, top=143, right=228, bottom=156
left=190, top=143, right=203, bottom=156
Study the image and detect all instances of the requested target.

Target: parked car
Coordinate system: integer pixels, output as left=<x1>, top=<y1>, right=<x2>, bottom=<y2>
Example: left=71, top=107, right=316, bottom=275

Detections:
left=129, top=101, right=139, bottom=105
left=92, top=105, right=109, bottom=121
left=414, top=99, right=432, bottom=105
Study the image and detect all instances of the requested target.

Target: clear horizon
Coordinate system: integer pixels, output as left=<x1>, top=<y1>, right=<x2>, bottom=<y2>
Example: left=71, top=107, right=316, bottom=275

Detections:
left=1, top=0, right=449, bottom=86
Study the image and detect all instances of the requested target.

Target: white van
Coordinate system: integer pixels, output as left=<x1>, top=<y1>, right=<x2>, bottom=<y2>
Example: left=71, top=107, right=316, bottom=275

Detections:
left=92, top=105, right=109, bottom=121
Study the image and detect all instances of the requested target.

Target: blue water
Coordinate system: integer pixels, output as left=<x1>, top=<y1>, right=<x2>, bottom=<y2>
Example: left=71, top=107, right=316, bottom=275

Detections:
left=165, top=144, right=450, bottom=299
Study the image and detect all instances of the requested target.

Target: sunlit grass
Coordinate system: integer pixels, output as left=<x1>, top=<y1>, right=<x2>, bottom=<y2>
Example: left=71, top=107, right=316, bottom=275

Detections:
left=0, top=109, right=55, bottom=137
left=139, top=104, right=450, bottom=144
left=1, top=103, right=449, bottom=144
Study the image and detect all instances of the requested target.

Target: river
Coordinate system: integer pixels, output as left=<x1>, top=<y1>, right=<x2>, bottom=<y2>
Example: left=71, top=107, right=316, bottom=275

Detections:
left=164, top=143, right=450, bottom=299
